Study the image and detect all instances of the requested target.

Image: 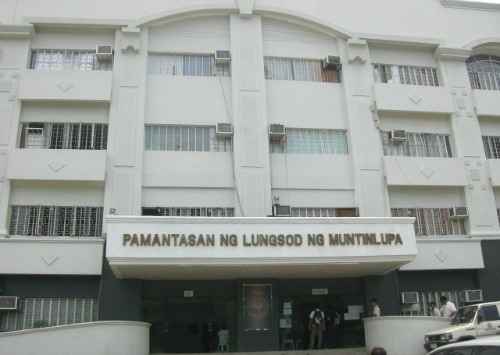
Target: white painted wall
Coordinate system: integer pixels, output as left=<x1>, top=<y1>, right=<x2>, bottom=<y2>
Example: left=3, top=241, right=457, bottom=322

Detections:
left=0, top=321, right=150, bottom=355
left=370, top=46, right=438, bottom=67
left=364, top=316, right=450, bottom=355
left=142, top=187, right=235, bottom=207
left=479, top=116, right=500, bottom=136
left=20, top=102, right=109, bottom=123
left=379, top=113, right=452, bottom=135
left=31, top=29, right=115, bottom=50
left=272, top=189, right=355, bottom=208
left=388, top=187, right=465, bottom=208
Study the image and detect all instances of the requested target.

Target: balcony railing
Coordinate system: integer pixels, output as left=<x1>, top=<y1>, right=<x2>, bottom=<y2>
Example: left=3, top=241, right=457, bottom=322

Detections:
left=30, top=49, right=113, bottom=71
left=373, top=63, right=439, bottom=87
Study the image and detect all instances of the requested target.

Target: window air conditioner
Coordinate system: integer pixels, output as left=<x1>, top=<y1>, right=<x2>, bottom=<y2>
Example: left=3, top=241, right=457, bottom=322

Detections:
left=0, top=296, right=19, bottom=311
left=269, top=124, right=286, bottom=143
left=389, top=130, right=407, bottom=143
left=460, top=289, right=483, bottom=303
left=449, top=207, right=469, bottom=219
left=322, top=55, right=342, bottom=71
left=216, top=123, right=233, bottom=138
left=96, top=45, right=113, bottom=61
left=214, top=50, right=231, bottom=65
left=273, top=205, right=291, bottom=217
left=401, top=292, right=420, bottom=305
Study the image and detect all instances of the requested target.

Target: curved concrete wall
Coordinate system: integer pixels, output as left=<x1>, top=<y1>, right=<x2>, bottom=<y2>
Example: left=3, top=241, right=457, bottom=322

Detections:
left=0, top=321, right=150, bottom=355
left=364, top=316, right=450, bottom=355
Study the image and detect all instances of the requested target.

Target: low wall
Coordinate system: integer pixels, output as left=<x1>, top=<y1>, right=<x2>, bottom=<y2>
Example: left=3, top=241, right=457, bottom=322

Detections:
left=0, top=321, right=150, bottom=355
left=364, top=316, right=450, bottom=355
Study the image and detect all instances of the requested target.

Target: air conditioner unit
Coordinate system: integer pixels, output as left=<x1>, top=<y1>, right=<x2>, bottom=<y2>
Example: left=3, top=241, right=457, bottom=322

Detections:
left=96, top=45, right=113, bottom=61
left=389, top=130, right=407, bottom=143
left=216, top=123, right=233, bottom=138
left=269, top=124, right=286, bottom=142
left=449, top=207, right=469, bottom=219
left=401, top=292, right=420, bottom=305
left=0, top=296, right=18, bottom=311
left=273, top=205, right=291, bottom=217
left=322, top=55, right=342, bottom=71
left=460, top=289, right=483, bottom=303
left=215, top=50, right=231, bottom=65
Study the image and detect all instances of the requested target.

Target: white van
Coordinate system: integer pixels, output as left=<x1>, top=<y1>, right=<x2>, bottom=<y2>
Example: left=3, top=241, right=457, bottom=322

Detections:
left=424, top=301, right=500, bottom=352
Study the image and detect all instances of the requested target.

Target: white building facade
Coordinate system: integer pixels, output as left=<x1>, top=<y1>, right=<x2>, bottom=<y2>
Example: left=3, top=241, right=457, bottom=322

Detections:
left=0, top=0, right=500, bottom=353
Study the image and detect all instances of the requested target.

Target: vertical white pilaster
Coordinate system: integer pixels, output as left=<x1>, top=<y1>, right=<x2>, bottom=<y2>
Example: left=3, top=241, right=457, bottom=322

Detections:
left=436, top=48, right=500, bottom=236
left=104, top=27, right=148, bottom=217
left=229, top=14, right=272, bottom=217
left=340, top=39, right=389, bottom=217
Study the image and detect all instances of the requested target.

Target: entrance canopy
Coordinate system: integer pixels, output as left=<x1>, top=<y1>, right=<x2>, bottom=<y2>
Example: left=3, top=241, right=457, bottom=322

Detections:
left=105, top=216, right=417, bottom=279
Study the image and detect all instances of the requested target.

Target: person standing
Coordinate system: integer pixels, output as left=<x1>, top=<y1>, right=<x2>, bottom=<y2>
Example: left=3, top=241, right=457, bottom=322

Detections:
left=309, top=306, right=326, bottom=349
left=370, top=298, right=381, bottom=317
left=439, top=296, right=457, bottom=319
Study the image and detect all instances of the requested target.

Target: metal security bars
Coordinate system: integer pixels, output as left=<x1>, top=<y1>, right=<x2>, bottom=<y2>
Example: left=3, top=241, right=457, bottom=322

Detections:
left=270, top=128, right=348, bottom=154
left=30, top=49, right=112, bottom=71
left=142, top=207, right=235, bottom=217
left=400, top=290, right=465, bottom=316
left=483, top=136, right=500, bottom=159
left=9, top=206, right=104, bottom=237
left=382, top=132, right=453, bottom=158
left=391, top=208, right=466, bottom=236
left=467, top=55, right=500, bottom=91
left=144, top=125, right=232, bottom=152
left=291, top=208, right=358, bottom=217
left=148, top=53, right=231, bottom=77
left=264, top=57, right=340, bottom=82
left=19, top=122, right=108, bottom=150
left=0, top=298, right=98, bottom=331
left=373, top=63, right=439, bottom=86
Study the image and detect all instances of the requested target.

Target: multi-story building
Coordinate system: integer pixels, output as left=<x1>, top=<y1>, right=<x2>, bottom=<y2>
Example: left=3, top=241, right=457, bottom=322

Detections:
left=0, top=0, right=500, bottom=353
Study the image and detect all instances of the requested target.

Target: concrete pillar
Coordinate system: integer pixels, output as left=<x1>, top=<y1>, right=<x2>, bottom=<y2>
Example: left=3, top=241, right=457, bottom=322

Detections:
left=229, top=14, right=272, bottom=217
left=340, top=39, right=389, bottom=217
left=0, top=29, right=31, bottom=236
left=104, top=27, right=148, bottom=218
left=436, top=48, right=500, bottom=236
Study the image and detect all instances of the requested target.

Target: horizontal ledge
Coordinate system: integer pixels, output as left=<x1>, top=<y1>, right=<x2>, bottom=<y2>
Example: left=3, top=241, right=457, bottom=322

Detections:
left=105, top=216, right=416, bottom=225
left=0, top=236, right=105, bottom=244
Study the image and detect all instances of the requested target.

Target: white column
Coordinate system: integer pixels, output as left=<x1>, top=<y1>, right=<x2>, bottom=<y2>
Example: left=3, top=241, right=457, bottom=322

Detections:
left=340, top=39, right=390, bottom=217
left=104, top=27, right=147, bottom=217
left=436, top=48, right=500, bottom=236
left=229, top=14, right=272, bottom=217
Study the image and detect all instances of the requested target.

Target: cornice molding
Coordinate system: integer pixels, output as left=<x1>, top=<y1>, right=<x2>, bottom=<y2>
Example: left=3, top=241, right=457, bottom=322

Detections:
left=358, top=32, right=443, bottom=49
left=435, top=46, right=473, bottom=61
left=441, top=0, right=500, bottom=11
left=0, top=24, right=34, bottom=38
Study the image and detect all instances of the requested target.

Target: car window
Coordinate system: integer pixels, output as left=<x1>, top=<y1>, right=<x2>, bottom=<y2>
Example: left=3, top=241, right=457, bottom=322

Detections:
left=480, top=305, right=500, bottom=322
left=476, top=346, right=500, bottom=355
left=446, top=348, right=474, bottom=355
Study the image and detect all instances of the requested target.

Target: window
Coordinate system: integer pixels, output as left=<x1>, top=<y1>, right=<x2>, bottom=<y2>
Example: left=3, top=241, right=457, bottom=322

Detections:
left=144, top=125, right=232, bottom=152
left=142, top=207, right=235, bottom=217
left=382, top=132, right=453, bottom=158
left=9, top=206, right=103, bottom=237
left=391, top=208, right=466, bottom=236
left=291, top=208, right=357, bottom=217
left=19, top=122, right=108, bottom=150
left=264, top=57, right=340, bottom=82
left=30, top=49, right=112, bottom=71
left=483, top=136, right=500, bottom=159
left=270, top=129, right=348, bottom=154
left=0, top=298, right=97, bottom=331
left=373, top=63, right=439, bottom=86
left=148, top=53, right=231, bottom=77
left=477, top=347, right=500, bottom=355
left=480, top=305, right=500, bottom=321
left=467, top=55, right=500, bottom=91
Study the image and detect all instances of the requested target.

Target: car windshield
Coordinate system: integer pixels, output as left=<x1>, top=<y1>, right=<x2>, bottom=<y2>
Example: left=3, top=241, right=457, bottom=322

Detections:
left=451, top=305, right=478, bottom=324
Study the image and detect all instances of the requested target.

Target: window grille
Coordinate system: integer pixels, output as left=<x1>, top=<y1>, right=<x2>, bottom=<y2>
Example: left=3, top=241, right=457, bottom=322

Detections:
left=142, top=207, right=235, bottom=217
left=391, top=208, right=466, bottom=236
left=0, top=298, right=98, bottom=331
left=19, top=123, right=108, bottom=150
left=373, top=63, right=439, bottom=86
left=291, top=207, right=357, bottom=217
left=483, top=136, right=500, bottom=159
left=382, top=132, right=453, bottom=158
left=400, top=290, right=465, bottom=316
left=8, top=206, right=103, bottom=237
left=270, top=128, right=348, bottom=155
left=148, top=53, right=231, bottom=77
left=144, top=125, right=232, bottom=152
left=264, top=57, right=340, bottom=82
left=30, top=49, right=112, bottom=71
left=467, top=55, right=500, bottom=91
